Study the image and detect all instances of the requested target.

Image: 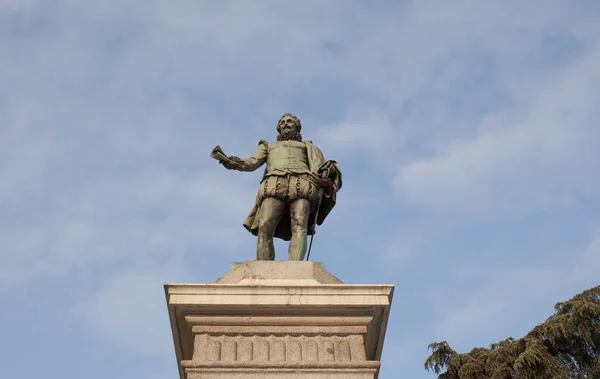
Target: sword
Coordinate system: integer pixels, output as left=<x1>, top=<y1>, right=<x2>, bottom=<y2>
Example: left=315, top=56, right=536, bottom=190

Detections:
left=306, top=188, right=323, bottom=261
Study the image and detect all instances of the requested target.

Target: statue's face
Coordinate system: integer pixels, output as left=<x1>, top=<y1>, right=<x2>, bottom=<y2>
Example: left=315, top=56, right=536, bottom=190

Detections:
left=278, top=115, right=298, bottom=134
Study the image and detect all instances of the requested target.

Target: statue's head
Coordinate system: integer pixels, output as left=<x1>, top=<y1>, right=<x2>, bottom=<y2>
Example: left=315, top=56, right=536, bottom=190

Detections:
left=276, top=113, right=302, bottom=142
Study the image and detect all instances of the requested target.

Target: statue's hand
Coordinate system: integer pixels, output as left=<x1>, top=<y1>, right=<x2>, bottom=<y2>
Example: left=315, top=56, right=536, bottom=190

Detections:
left=220, top=155, right=243, bottom=170
left=318, top=161, right=335, bottom=180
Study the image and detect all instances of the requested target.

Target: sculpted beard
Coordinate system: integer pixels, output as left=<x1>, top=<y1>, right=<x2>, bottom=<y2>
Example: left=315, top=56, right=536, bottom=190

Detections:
left=277, top=129, right=303, bottom=142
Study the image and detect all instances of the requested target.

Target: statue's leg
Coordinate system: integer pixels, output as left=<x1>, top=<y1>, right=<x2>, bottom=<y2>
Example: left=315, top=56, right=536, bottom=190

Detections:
left=257, top=197, right=286, bottom=260
left=288, top=198, right=311, bottom=261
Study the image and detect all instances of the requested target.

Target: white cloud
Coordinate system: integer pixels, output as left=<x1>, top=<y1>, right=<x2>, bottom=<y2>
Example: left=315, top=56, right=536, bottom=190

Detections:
left=0, top=165, right=256, bottom=288
left=429, top=230, right=600, bottom=348
left=316, top=110, right=401, bottom=161
left=72, top=263, right=186, bottom=355
left=394, top=42, right=600, bottom=218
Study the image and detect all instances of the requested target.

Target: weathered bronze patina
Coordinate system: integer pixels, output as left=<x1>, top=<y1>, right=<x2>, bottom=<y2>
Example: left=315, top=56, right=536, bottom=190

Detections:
left=211, top=114, right=342, bottom=261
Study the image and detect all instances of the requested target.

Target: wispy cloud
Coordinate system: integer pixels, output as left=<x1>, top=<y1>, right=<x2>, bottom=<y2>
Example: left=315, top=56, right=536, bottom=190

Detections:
left=394, top=42, right=600, bottom=218
left=428, top=230, right=600, bottom=349
left=72, top=262, right=188, bottom=355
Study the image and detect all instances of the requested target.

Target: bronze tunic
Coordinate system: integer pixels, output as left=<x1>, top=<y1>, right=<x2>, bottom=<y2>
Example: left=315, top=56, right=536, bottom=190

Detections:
left=258, top=141, right=320, bottom=205
left=264, top=140, right=312, bottom=176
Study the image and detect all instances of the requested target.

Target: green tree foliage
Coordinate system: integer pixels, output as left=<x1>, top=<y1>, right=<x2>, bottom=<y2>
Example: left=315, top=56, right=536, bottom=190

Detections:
left=424, top=285, right=600, bottom=378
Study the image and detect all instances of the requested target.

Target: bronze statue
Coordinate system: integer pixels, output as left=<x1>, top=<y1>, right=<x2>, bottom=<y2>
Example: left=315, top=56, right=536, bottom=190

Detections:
left=211, top=113, right=342, bottom=261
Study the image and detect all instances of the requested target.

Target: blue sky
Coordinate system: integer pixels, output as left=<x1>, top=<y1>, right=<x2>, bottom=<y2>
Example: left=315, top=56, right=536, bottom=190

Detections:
left=1, top=1, right=599, bottom=378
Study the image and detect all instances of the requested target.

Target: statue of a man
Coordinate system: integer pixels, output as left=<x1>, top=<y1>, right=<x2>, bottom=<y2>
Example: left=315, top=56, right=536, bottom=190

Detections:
left=213, top=113, right=342, bottom=261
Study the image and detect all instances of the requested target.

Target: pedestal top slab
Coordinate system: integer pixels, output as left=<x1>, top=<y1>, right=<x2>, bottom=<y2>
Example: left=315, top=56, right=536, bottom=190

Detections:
left=215, top=261, right=344, bottom=285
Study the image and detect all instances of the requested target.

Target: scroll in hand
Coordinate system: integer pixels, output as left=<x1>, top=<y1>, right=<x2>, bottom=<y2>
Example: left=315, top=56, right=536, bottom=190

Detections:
left=210, top=145, right=243, bottom=170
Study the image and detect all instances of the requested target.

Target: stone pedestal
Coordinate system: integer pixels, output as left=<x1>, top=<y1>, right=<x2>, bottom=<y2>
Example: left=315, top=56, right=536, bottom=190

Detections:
left=164, top=261, right=394, bottom=379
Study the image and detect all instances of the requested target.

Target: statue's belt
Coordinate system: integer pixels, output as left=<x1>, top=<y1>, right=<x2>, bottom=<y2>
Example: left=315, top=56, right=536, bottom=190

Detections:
left=263, top=173, right=332, bottom=190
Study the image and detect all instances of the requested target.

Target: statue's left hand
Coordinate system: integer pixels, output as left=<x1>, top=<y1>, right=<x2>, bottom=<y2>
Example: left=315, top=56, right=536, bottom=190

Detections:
left=319, top=167, right=330, bottom=180
left=317, top=160, right=340, bottom=193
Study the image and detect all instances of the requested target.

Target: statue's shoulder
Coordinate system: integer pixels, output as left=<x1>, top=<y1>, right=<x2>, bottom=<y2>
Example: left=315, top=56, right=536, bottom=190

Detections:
left=304, top=140, right=321, bottom=149
left=303, top=140, right=324, bottom=155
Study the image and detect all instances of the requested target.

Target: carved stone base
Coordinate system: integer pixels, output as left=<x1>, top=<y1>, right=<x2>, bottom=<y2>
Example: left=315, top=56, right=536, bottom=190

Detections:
left=165, top=261, right=394, bottom=379
left=184, top=366, right=379, bottom=379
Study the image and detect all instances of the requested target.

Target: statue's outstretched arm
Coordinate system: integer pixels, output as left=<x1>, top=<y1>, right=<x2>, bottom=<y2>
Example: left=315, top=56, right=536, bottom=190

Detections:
left=217, top=141, right=267, bottom=172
